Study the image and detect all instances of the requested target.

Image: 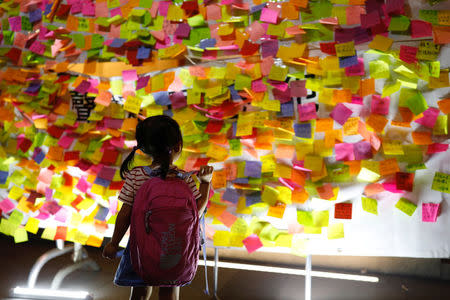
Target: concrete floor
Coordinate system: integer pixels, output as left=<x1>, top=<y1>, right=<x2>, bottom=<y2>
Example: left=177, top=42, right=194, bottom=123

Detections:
left=1, top=236, right=449, bottom=300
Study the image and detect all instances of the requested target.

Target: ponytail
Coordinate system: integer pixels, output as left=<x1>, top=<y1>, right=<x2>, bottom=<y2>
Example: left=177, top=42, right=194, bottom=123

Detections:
left=157, top=150, right=171, bottom=180
left=120, top=146, right=138, bottom=179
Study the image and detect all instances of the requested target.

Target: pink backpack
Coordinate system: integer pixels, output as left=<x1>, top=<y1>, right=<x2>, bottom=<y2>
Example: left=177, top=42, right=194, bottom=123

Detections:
left=129, top=167, right=202, bottom=287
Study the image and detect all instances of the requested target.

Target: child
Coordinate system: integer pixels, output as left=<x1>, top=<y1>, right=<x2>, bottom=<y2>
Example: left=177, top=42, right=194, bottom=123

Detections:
left=103, top=115, right=213, bottom=300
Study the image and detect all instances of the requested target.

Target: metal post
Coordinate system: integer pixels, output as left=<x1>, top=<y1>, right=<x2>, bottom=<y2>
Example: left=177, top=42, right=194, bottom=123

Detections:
left=214, top=247, right=219, bottom=299
left=305, top=254, right=312, bottom=300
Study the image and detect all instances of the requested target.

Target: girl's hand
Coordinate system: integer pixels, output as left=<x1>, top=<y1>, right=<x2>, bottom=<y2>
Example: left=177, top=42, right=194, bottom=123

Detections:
left=103, top=242, right=119, bottom=260
left=198, top=165, right=214, bottom=183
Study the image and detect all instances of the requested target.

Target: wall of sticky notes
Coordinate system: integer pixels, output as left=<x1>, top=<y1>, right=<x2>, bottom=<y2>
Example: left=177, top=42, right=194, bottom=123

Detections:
left=0, top=0, right=450, bottom=257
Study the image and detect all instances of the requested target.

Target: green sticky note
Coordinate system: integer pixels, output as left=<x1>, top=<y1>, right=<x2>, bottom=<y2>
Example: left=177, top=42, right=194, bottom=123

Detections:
left=182, top=27, right=210, bottom=47
left=430, top=61, right=440, bottom=78
left=297, top=210, right=313, bottom=226
left=388, top=15, right=410, bottom=31
left=382, top=80, right=401, bottom=97
left=433, top=115, right=448, bottom=136
left=14, top=227, right=28, bottom=243
left=91, top=34, right=104, bottom=49
left=395, top=198, right=417, bottom=216
left=78, top=18, right=90, bottom=32
left=229, top=139, right=242, bottom=156
left=9, top=210, right=23, bottom=226
left=369, top=60, right=390, bottom=79
left=406, top=163, right=426, bottom=172
left=234, top=74, right=252, bottom=90
left=72, top=34, right=85, bottom=49
left=313, top=210, right=329, bottom=227
left=406, top=92, right=428, bottom=115
left=259, top=224, right=280, bottom=241
left=431, top=172, right=450, bottom=194
left=187, top=14, right=206, bottom=27
left=362, top=197, right=378, bottom=215
left=0, top=218, right=18, bottom=236
left=108, top=0, right=121, bottom=9
left=139, top=0, right=153, bottom=8
left=419, top=10, right=438, bottom=24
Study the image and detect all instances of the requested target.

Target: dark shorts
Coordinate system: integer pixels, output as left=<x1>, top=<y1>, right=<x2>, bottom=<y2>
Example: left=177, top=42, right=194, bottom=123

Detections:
left=114, top=243, right=148, bottom=287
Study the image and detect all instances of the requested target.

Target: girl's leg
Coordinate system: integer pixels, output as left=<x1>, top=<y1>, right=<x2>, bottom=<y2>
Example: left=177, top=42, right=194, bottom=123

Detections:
left=158, top=286, right=180, bottom=300
left=130, top=286, right=153, bottom=300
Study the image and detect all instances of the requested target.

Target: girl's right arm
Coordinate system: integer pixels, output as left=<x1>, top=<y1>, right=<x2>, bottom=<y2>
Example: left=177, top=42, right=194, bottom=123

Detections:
left=196, top=165, right=214, bottom=216
left=102, top=203, right=132, bottom=259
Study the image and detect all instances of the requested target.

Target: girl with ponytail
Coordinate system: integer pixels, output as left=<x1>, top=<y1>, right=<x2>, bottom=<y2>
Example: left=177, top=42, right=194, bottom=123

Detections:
left=103, top=115, right=213, bottom=300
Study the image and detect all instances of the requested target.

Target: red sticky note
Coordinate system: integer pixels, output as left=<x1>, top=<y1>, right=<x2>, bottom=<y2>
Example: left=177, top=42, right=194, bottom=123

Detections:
left=169, top=92, right=187, bottom=110
left=399, top=45, right=418, bottom=64
left=411, top=20, right=432, bottom=38
left=334, top=203, right=352, bottom=219
left=320, top=42, right=337, bottom=55
left=395, top=172, right=414, bottom=192
left=422, top=203, right=439, bottom=222
left=205, top=120, right=224, bottom=134
left=371, top=95, right=390, bottom=115
left=242, top=234, right=263, bottom=253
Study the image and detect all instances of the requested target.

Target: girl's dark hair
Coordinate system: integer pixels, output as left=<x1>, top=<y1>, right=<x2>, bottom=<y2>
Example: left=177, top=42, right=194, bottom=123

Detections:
left=120, top=115, right=182, bottom=180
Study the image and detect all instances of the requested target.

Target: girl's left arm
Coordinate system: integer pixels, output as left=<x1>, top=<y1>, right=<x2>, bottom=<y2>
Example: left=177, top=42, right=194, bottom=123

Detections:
left=103, top=204, right=132, bottom=259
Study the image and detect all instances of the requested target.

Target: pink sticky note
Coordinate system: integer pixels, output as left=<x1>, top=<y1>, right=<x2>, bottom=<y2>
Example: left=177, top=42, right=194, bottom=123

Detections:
left=354, top=141, right=373, bottom=160
left=335, top=143, right=355, bottom=161
left=371, top=95, right=390, bottom=115
left=422, top=203, right=439, bottom=222
left=82, top=1, right=96, bottom=16
left=298, top=102, right=317, bottom=121
left=345, top=58, right=365, bottom=76
left=252, top=79, right=267, bottom=92
left=346, top=6, right=364, bottom=26
left=427, top=143, right=449, bottom=154
left=38, top=168, right=54, bottom=185
left=95, top=1, right=109, bottom=17
left=0, top=198, right=16, bottom=213
left=158, top=1, right=170, bottom=16
left=9, top=16, right=22, bottom=32
left=58, top=135, right=75, bottom=149
left=290, top=80, right=307, bottom=97
left=330, top=103, right=353, bottom=125
left=45, top=187, right=53, bottom=201
left=260, top=8, right=279, bottom=24
left=242, top=234, right=263, bottom=253
left=169, top=92, right=187, bottom=110
left=411, top=20, right=432, bottom=38
left=54, top=207, right=68, bottom=223
left=415, top=107, right=439, bottom=128
left=29, top=41, right=46, bottom=55
left=206, top=4, right=221, bottom=20
left=109, top=198, right=118, bottom=215
left=399, top=45, right=418, bottom=64
left=248, top=21, right=266, bottom=41
left=122, top=69, right=138, bottom=81
left=76, top=177, right=90, bottom=193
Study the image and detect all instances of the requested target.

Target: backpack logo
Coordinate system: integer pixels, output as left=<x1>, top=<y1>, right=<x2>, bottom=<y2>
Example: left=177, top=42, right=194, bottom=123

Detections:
left=160, top=223, right=182, bottom=270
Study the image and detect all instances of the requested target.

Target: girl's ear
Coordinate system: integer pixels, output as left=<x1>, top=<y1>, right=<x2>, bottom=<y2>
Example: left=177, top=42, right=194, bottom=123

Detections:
left=174, top=143, right=182, bottom=153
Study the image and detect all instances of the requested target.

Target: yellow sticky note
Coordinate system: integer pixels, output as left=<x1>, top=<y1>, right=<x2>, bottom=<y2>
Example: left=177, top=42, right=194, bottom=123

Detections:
left=262, top=185, right=280, bottom=206
left=304, top=155, right=323, bottom=172
left=230, top=218, right=248, bottom=235
left=14, top=227, right=28, bottom=243
left=369, top=34, right=393, bottom=52
left=328, top=223, right=344, bottom=239
left=357, top=167, right=380, bottom=182
left=395, top=197, right=417, bottom=216
left=206, top=144, right=228, bottom=161
left=362, top=196, right=378, bottom=215
left=291, top=236, right=307, bottom=257
left=335, top=41, right=355, bottom=57
left=25, top=217, right=40, bottom=234
left=123, top=96, right=143, bottom=114
left=275, top=233, right=292, bottom=248
left=41, top=227, right=56, bottom=240
left=8, top=185, right=24, bottom=201
left=213, top=230, right=231, bottom=247
left=269, top=64, right=288, bottom=82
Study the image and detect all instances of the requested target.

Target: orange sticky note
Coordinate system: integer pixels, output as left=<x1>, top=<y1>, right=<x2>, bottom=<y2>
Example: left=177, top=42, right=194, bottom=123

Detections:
left=379, top=158, right=400, bottom=176
left=437, top=98, right=450, bottom=114
left=366, top=114, right=388, bottom=133
left=267, top=202, right=287, bottom=218
left=364, top=183, right=385, bottom=196
left=316, top=118, right=333, bottom=132
left=217, top=210, right=238, bottom=228
left=212, top=169, right=227, bottom=189
left=292, top=188, right=309, bottom=203
left=275, top=144, right=295, bottom=159
left=344, top=160, right=361, bottom=175
left=359, top=78, right=375, bottom=97
left=411, top=131, right=433, bottom=145
left=47, top=146, right=64, bottom=161
left=369, top=34, right=393, bottom=52
left=208, top=203, right=227, bottom=217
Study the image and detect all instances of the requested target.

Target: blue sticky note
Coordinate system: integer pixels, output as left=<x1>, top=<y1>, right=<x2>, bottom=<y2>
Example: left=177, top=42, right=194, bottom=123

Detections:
left=244, top=161, right=262, bottom=178
left=246, top=192, right=261, bottom=206
left=0, top=171, right=8, bottom=184
left=94, top=206, right=109, bottom=221
left=29, top=9, right=42, bottom=23
left=32, top=148, right=45, bottom=164
left=233, top=178, right=249, bottom=184
left=229, top=85, right=241, bottom=101
left=136, top=47, right=150, bottom=59
left=44, top=4, right=52, bottom=14
left=199, top=38, right=216, bottom=49
left=339, top=55, right=358, bottom=68
left=294, top=123, right=312, bottom=138
left=250, top=4, right=266, bottom=14
left=222, top=188, right=240, bottom=204
left=109, top=38, right=127, bottom=48
left=94, top=177, right=110, bottom=187
left=153, top=91, right=171, bottom=105
left=279, top=101, right=294, bottom=117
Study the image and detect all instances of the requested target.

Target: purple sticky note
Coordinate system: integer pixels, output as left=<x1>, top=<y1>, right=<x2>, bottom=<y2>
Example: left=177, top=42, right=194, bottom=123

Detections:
left=153, top=91, right=171, bottom=105
left=261, top=40, right=278, bottom=58
left=371, top=95, right=390, bottom=115
left=94, top=206, right=109, bottom=221
left=335, top=143, right=355, bottom=161
left=169, top=92, right=187, bottom=110
left=330, top=103, right=353, bottom=125
left=137, top=47, right=151, bottom=59
left=199, top=38, right=217, bottom=49
left=94, top=176, right=110, bottom=187
left=415, top=107, right=439, bottom=128
left=74, top=80, right=91, bottom=94
left=98, top=166, right=116, bottom=181
left=9, top=16, right=22, bottom=32
left=29, top=9, right=42, bottom=23
left=294, top=123, right=312, bottom=138
left=339, top=55, right=359, bottom=68
left=260, top=8, right=279, bottom=24
left=422, top=203, right=439, bottom=222
left=122, top=69, right=138, bottom=81
left=175, top=23, right=191, bottom=38
left=246, top=192, right=261, bottom=206
left=222, top=188, right=240, bottom=204
left=345, top=58, right=365, bottom=76
left=353, top=141, right=373, bottom=160
left=136, top=76, right=150, bottom=90
left=298, top=102, right=317, bottom=121
left=280, top=101, right=294, bottom=117
left=242, top=234, right=263, bottom=253
left=109, top=38, right=126, bottom=48
left=244, top=161, right=262, bottom=178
